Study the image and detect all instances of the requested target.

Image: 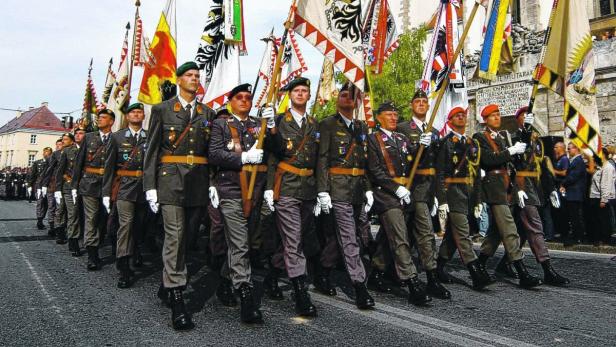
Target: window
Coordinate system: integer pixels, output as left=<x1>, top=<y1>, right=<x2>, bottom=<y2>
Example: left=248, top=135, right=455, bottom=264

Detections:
left=30, top=134, right=37, bottom=144
left=28, top=154, right=35, bottom=166
left=600, top=0, right=616, bottom=16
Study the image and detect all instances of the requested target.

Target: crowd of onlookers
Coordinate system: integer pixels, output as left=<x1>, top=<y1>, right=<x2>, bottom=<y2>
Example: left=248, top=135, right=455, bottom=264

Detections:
left=0, top=167, right=30, bottom=200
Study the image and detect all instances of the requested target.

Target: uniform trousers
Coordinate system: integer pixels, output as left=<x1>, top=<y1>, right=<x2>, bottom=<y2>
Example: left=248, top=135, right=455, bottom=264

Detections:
left=410, top=201, right=438, bottom=271
left=160, top=205, right=201, bottom=288
left=438, top=212, right=478, bottom=264
left=63, top=192, right=80, bottom=239
left=378, top=208, right=418, bottom=281
left=480, top=204, right=523, bottom=261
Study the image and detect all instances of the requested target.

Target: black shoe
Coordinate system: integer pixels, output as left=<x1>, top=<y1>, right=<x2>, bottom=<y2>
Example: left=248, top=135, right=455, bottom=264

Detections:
left=132, top=250, right=143, bottom=267
left=512, top=260, right=542, bottom=289
left=477, top=254, right=496, bottom=284
left=263, top=268, right=284, bottom=300
left=467, top=260, right=491, bottom=290
left=313, top=266, right=336, bottom=296
left=407, top=276, right=432, bottom=306
left=69, top=238, right=82, bottom=257
left=237, top=283, right=263, bottom=324
left=436, top=257, right=453, bottom=284
left=368, top=270, right=392, bottom=293
left=169, top=288, right=194, bottom=331
left=86, top=246, right=100, bottom=271
left=495, top=256, right=518, bottom=279
left=117, top=257, right=133, bottom=289
left=47, top=226, right=56, bottom=237
left=541, top=260, right=570, bottom=286
left=426, top=270, right=451, bottom=299
left=353, top=282, right=375, bottom=310
left=158, top=284, right=170, bottom=307
left=36, top=218, right=45, bottom=230
left=55, top=227, right=67, bottom=244
left=291, top=275, right=317, bottom=317
left=217, top=278, right=237, bottom=307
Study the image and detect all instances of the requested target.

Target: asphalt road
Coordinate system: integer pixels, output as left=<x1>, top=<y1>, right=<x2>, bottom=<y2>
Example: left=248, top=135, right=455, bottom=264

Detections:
left=0, top=200, right=615, bottom=346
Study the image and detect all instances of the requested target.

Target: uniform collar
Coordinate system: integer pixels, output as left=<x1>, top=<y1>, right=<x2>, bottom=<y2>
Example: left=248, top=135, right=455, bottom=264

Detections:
left=339, top=113, right=353, bottom=128
left=380, top=128, right=393, bottom=138
left=451, top=130, right=466, bottom=140
left=412, top=117, right=426, bottom=131
left=289, top=108, right=307, bottom=127
left=125, top=128, right=144, bottom=138
left=178, top=94, right=197, bottom=110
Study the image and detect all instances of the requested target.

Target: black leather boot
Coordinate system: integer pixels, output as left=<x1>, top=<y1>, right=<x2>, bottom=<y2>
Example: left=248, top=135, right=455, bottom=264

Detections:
left=541, top=260, right=570, bottom=286
left=117, top=257, right=133, bottom=289
left=157, top=283, right=170, bottom=307
left=132, top=247, right=143, bottom=267
left=69, top=238, right=82, bottom=257
left=36, top=218, right=45, bottom=230
left=263, top=268, right=284, bottom=300
left=47, top=224, right=56, bottom=237
left=477, top=254, right=496, bottom=284
left=353, top=282, right=375, bottom=310
left=367, top=270, right=392, bottom=293
left=426, top=270, right=451, bottom=299
left=467, top=260, right=491, bottom=290
left=237, top=283, right=263, bottom=324
left=217, top=277, right=237, bottom=307
left=313, top=266, right=336, bottom=296
left=169, top=288, right=194, bottom=331
left=512, top=260, right=542, bottom=288
left=436, top=257, right=453, bottom=284
left=86, top=246, right=100, bottom=271
left=495, top=255, right=518, bottom=279
left=55, top=227, right=67, bottom=244
left=291, top=275, right=317, bottom=317
left=407, top=276, right=432, bottom=305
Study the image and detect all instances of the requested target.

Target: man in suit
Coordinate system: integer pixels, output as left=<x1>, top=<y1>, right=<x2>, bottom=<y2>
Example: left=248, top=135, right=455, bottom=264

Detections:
left=561, top=142, right=588, bottom=246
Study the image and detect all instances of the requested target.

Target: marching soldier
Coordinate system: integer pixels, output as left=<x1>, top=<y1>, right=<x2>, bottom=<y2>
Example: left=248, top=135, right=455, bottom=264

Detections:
left=102, top=102, right=148, bottom=289
left=41, top=139, right=64, bottom=237
left=367, top=101, right=431, bottom=306
left=54, top=133, right=80, bottom=250
left=29, top=147, right=53, bottom=230
left=315, top=83, right=375, bottom=309
left=473, top=104, right=542, bottom=288
left=263, top=77, right=319, bottom=317
left=397, top=89, right=451, bottom=300
left=72, top=109, right=115, bottom=270
left=209, top=83, right=276, bottom=324
left=143, top=61, right=216, bottom=330
left=434, top=106, right=492, bottom=290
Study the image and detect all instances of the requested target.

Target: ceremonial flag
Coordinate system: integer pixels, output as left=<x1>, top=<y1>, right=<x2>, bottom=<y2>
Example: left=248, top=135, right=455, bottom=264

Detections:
left=134, top=14, right=155, bottom=68
left=223, top=0, right=247, bottom=54
left=279, top=29, right=308, bottom=89
left=293, top=0, right=365, bottom=90
left=420, top=0, right=467, bottom=134
left=101, top=58, right=116, bottom=105
left=254, top=31, right=277, bottom=106
left=362, top=0, right=400, bottom=75
left=107, top=27, right=131, bottom=128
left=138, top=0, right=177, bottom=105
left=82, top=59, right=98, bottom=130
left=533, top=0, right=602, bottom=156
left=477, top=0, right=514, bottom=80
left=316, top=58, right=336, bottom=106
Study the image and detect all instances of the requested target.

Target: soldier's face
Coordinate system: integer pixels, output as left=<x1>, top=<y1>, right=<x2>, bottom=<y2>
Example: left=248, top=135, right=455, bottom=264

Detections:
left=229, top=92, right=253, bottom=115
left=178, top=70, right=200, bottom=94
left=485, top=112, right=501, bottom=129
left=411, top=98, right=429, bottom=118
left=62, top=136, right=74, bottom=147
left=75, top=131, right=86, bottom=144
left=377, top=111, right=399, bottom=131
left=450, top=112, right=467, bottom=129
left=43, top=150, right=52, bottom=158
left=126, top=109, right=145, bottom=125
left=337, top=90, right=355, bottom=111
left=55, top=142, right=63, bottom=151
left=97, top=114, right=114, bottom=130
left=290, top=86, right=310, bottom=108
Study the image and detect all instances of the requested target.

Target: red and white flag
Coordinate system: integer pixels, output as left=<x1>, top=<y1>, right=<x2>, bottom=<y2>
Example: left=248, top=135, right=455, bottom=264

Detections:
left=134, top=14, right=155, bottom=67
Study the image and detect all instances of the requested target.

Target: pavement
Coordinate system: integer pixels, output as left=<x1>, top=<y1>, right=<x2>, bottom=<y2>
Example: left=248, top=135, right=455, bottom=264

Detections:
left=0, top=200, right=615, bottom=346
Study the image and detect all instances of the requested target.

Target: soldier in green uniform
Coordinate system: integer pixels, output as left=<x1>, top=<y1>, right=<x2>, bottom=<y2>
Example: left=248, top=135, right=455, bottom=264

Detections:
left=54, top=133, right=80, bottom=251
left=473, top=104, right=542, bottom=288
left=143, top=61, right=216, bottom=330
left=102, top=102, right=148, bottom=288
left=29, top=147, right=53, bottom=230
left=41, top=139, right=64, bottom=237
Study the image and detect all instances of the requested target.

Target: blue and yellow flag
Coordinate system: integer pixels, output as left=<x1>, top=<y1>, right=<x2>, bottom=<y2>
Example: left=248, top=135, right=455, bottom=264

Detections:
left=477, top=0, right=514, bottom=80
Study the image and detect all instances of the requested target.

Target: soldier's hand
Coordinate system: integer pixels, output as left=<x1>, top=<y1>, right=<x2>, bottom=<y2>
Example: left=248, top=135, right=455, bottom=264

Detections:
left=365, top=191, right=374, bottom=213
left=102, top=196, right=111, bottom=214
left=317, top=192, right=332, bottom=214
left=438, top=204, right=449, bottom=221
left=549, top=190, right=561, bottom=208
left=474, top=204, right=483, bottom=220
left=261, top=106, right=276, bottom=129
left=41, top=186, right=47, bottom=196
left=507, top=142, right=527, bottom=156
left=71, top=189, right=78, bottom=204
left=431, top=197, right=439, bottom=217
left=524, top=113, right=535, bottom=126
left=27, top=187, right=32, bottom=196
left=242, top=141, right=264, bottom=164
left=145, top=189, right=159, bottom=214
left=36, top=189, right=42, bottom=200
left=264, top=190, right=275, bottom=212
left=419, top=133, right=432, bottom=147
left=54, top=191, right=62, bottom=205
left=395, top=186, right=411, bottom=205
left=209, top=187, right=220, bottom=209
left=517, top=190, right=528, bottom=209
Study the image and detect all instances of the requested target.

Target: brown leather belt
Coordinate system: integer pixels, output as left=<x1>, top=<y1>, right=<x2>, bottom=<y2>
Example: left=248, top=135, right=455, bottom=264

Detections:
left=160, top=155, right=208, bottom=165
left=393, top=177, right=409, bottom=185
left=242, top=165, right=268, bottom=172
left=329, top=167, right=365, bottom=176
left=416, top=168, right=436, bottom=176
left=277, top=161, right=313, bottom=177
left=445, top=177, right=473, bottom=185
left=487, top=169, right=508, bottom=176
left=85, top=167, right=104, bottom=175
left=116, top=169, right=143, bottom=177
left=516, top=171, right=540, bottom=178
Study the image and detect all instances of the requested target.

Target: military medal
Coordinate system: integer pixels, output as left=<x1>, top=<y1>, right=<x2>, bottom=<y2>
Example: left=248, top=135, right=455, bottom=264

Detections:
left=169, top=127, right=176, bottom=143
left=286, top=138, right=293, bottom=150
left=453, top=155, right=459, bottom=164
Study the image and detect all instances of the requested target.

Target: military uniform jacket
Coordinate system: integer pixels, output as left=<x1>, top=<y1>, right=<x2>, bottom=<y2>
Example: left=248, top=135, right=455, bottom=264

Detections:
left=473, top=130, right=518, bottom=205
left=209, top=115, right=270, bottom=200
left=55, top=145, right=79, bottom=194
left=266, top=111, right=320, bottom=201
left=397, top=119, right=440, bottom=203
left=71, top=132, right=109, bottom=197
left=511, top=128, right=544, bottom=207
left=316, top=114, right=371, bottom=205
left=102, top=128, right=148, bottom=203
left=435, top=133, right=482, bottom=214
left=41, top=150, right=61, bottom=190
left=367, top=129, right=414, bottom=214
left=29, top=158, right=48, bottom=189
left=143, top=96, right=216, bottom=207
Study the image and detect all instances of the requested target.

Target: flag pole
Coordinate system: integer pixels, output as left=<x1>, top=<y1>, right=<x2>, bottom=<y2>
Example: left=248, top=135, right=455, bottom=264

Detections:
left=405, top=1, right=479, bottom=190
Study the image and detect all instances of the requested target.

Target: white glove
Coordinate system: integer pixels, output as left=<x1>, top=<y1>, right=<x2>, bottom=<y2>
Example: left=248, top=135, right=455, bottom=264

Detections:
left=54, top=191, right=62, bottom=205
left=102, top=196, right=111, bottom=214
left=507, top=142, right=527, bottom=156
left=365, top=191, right=374, bottom=213
left=27, top=187, right=32, bottom=196
left=209, top=186, right=220, bottom=209
left=419, top=133, right=432, bottom=147
left=517, top=190, right=528, bottom=209
left=264, top=190, right=275, bottom=212
left=431, top=197, right=439, bottom=217
left=317, top=192, right=333, bottom=214
left=71, top=189, right=78, bottom=204
left=241, top=141, right=264, bottom=164
left=474, top=204, right=484, bottom=220
left=395, top=186, right=411, bottom=205
left=438, top=204, right=449, bottom=221
left=524, top=112, right=534, bottom=126
left=145, top=189, right=159, bottom=214
left=41, top=186, right=47, bottom=196
left=549, top=190, right=561, bottom=208
left=36, top=189, right=42, bottom=200
left=261, top=106, right=276, bottom=129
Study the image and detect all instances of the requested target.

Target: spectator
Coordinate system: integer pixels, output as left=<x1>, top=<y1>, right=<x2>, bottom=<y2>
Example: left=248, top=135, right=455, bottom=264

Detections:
left=552, top=142, right=568, bottom=240
left=588, top=148, right=616, bottom=245
left=560, top=142, right=588, bottom=246
left=608, top=146, right=616, bottom=242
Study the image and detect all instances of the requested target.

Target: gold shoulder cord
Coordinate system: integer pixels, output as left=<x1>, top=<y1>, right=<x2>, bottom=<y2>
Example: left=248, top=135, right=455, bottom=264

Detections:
left=468, top=139, right=482, bottom=184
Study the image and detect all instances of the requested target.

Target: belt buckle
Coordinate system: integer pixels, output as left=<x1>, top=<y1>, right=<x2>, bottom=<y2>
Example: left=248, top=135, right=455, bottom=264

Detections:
left=352, top=168, right=360, bottom=176
left=187, top=155, right=194, bottom=165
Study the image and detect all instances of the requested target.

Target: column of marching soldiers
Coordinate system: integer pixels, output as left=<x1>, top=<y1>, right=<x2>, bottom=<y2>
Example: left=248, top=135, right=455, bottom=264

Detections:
left=26, top=61, right=571, bottom=331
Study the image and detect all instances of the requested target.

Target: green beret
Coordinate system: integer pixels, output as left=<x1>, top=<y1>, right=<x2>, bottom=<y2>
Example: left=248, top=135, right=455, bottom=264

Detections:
left=228, top=83, right=253, bottom=99
left=176, top=61, right=199, bottom=77
left=376, top=101, right=398, bottom=114
left=285, top=77, right=310, bottom=92
left=62, top=133, right=75, bottom=141
left=97, top=108, right=116, bottom=119
left=412, top=89, right=428, bottom=101
left=126, top=102, right=144, bottom=113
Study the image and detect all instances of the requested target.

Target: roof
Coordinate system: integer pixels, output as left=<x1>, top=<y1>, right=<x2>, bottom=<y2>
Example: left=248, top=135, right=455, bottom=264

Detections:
left=0, top=106, right=65, bottom=134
